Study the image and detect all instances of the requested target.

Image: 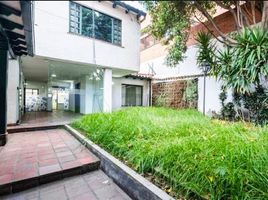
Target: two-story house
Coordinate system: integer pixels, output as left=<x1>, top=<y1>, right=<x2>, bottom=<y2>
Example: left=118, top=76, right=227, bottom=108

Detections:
left=7, top=1, right=148, bottom=125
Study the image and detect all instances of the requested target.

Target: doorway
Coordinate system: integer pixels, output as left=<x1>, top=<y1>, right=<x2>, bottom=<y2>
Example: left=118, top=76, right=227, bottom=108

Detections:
left=52, top=87, right=69, bottom=111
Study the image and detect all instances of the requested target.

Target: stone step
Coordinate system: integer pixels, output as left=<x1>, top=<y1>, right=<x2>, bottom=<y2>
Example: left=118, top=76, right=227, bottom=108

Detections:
left=7, top=124, right=63, bottom=134
left=0, top=129, right=100, bottom=195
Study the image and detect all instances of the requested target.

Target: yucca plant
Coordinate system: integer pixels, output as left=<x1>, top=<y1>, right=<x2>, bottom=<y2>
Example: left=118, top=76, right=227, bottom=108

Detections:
left=195, top=31, right=217, bottom=73
left=229, top=27, right=268, bottom=93
left=196, top=27, right=268, bottom=125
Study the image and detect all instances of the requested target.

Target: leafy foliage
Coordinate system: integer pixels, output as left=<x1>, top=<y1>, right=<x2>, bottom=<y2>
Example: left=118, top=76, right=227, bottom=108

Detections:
left=197, top=27, right=268, bottom=124
left=219, top=28, right=268, bottom=93
left=196, top=27, right=268, bottom=93
left=143, top=1, right=216, bottom=67
left=233, top=86, right=268, bottom=126
left=183, top=79, right=198, bottom=108
left=195, top=32, right=217, bottom=72
left=143, top=1, right=268, bottom=68
left=218, top=86, right=236, bottom=121
left=72, top=107, right=268, bottom=199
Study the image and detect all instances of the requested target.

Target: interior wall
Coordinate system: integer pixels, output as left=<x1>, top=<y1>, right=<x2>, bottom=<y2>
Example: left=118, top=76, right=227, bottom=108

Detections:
left=69, top=89, right=75, bottom=112
left=26, top=81, right=48, bottom=97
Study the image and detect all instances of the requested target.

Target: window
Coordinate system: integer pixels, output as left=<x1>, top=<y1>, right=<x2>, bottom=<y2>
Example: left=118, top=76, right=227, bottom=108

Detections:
left=122, top=85, right=143, bottom=106
left=70, top=2, right=122, bottom=45
left=26, top=89, right=39, bottom=96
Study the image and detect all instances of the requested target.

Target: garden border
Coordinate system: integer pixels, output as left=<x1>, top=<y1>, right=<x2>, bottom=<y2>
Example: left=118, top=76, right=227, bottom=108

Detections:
left=64, top=125, right=174, bottom=200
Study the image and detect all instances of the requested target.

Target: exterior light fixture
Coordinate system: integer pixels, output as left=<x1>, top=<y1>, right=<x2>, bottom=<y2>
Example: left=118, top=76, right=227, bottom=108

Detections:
left=51, top=74, right=56, bottom=77
left=200, top=61, right=210, bottom=115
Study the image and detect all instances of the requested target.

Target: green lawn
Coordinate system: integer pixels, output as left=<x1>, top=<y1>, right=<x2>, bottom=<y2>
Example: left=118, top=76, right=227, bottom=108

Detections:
left=72, top=107, right=268, bottom=199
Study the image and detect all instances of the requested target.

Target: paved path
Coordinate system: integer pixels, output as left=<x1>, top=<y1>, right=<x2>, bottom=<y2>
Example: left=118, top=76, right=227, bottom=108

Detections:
left=2, top=170, right=131, bottom=200
left=0, top=129, right=98, bottom=188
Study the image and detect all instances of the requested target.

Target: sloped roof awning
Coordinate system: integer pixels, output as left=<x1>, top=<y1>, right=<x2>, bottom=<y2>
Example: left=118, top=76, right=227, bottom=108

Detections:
left=0, top=1, right=33, bottom=57
left=125, top=73, right=153, bottom=80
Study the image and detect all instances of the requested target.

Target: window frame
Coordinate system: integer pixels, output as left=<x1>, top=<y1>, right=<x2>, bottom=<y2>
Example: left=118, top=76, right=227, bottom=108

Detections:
left=25, top=88, right=39, bottom=95
left=121, top=84, right=143, bottom=107
left=69, top=1, right=122, bottom=46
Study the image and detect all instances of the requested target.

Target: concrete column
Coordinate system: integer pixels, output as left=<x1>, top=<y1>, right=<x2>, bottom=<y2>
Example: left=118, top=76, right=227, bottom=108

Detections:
left=7, top=59, right=20, bottom=125
left=0, top=34, right=9, bottom=146
left=103, top=68, right=112, bottom=113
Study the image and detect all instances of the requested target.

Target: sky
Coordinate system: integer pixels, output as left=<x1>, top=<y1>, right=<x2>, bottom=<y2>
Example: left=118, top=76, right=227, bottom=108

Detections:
left=125, top=1, right=146, bottom=12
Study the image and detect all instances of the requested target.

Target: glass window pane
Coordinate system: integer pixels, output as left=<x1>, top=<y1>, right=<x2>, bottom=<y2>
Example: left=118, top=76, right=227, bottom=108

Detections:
left=113, top=19, right=121, bottom=45
left=94, top=11, right=112, bottom=43
left=122, top=85, right=142, bottom=106
left=81, top=7, right=93, bottom=37
left=70, top=2, right=81, bottom=34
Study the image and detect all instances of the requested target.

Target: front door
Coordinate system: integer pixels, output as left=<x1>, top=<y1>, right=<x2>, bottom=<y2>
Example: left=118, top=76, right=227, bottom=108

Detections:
left=75, top=83, right=80, bottom=113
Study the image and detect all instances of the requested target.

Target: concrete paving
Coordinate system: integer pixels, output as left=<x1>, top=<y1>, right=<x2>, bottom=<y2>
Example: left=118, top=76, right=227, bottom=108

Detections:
left=7, top=111, right=82, bottom=132
left=2, top=170, right=132, bottom=200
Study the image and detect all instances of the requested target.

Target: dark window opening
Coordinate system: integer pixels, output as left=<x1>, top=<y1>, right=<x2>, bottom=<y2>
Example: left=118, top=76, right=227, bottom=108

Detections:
left=70, top=2, right=122, bottom=45
left=122, top=84, right=143, bottom=106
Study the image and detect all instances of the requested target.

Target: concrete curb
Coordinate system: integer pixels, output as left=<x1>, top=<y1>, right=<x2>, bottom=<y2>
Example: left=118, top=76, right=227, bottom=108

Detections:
left=64, top=125, right=174, bottom=200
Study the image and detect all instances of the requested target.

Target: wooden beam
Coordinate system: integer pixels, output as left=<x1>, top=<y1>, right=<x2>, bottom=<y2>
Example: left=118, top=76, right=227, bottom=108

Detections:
left=0, top=3, right=21, bottom=16
left=0, top=17, right=24, bottom=30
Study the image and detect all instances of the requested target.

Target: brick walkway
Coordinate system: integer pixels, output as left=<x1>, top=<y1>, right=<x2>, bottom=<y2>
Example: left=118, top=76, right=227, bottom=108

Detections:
left=2, top=170, right=131, bottom=200
left=0, top=129, right=99, bottom=194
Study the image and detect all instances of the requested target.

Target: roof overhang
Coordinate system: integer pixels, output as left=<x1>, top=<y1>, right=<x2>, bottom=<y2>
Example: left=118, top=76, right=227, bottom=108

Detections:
left=0, top=1, right=33, bottom=57
left=107, top=1, right=146, bottom=22
left=125, top=73, right=153, bottom=81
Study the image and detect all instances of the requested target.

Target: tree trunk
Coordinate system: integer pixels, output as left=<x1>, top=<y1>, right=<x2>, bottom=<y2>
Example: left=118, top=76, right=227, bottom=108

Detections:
left=262, top=1, right=268, bottom=29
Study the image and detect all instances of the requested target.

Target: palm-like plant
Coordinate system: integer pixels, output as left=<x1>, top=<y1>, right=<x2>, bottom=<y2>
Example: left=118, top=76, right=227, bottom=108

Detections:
left=196, top=27, right=268, bottom=93
left=195, top=32, right=217, bottom=74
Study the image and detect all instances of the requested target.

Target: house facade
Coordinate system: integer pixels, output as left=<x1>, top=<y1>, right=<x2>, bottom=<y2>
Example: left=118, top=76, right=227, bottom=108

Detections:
left=7, top=1, right=149, bottom=125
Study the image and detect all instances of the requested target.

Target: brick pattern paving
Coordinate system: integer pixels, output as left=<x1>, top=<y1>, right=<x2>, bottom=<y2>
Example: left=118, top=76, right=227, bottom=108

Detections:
left=0, top=129, right=99, bottom=193
left=2, top=170, right=132, bottom=200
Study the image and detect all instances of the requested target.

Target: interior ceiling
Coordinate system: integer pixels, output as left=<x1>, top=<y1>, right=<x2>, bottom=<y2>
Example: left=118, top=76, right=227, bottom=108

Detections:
left=21, top=55, right=136, bottom=82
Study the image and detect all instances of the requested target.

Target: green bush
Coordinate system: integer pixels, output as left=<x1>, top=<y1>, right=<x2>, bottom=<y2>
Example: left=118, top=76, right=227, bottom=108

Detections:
left=72, top=107, right=268, bottom=199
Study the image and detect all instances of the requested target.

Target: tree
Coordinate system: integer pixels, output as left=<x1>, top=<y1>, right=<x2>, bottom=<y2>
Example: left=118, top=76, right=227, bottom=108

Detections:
left=143, top=1, right=268, bottom=67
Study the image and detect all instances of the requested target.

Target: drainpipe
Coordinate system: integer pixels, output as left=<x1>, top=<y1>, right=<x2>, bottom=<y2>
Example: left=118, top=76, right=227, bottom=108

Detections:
left=149, top=78, right=152, bottom=106
left=0, top=33, right=9, bottom=146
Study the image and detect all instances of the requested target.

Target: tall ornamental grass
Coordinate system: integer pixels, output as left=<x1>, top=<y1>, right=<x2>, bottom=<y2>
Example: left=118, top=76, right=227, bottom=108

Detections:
left=72, top=107, right=268, bottom=199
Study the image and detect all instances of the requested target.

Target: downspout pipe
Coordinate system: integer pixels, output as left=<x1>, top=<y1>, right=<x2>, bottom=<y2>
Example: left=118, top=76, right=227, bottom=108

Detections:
left=149, top=78, right=152, bottom=106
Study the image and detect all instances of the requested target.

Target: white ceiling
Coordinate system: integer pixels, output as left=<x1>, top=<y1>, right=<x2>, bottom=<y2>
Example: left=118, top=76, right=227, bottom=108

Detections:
left=21, top=55, right=136, bottom=82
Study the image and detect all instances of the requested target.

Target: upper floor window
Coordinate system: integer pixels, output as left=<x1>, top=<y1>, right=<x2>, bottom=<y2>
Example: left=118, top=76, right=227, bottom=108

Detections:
left=69, top=2, right=122, bottom=46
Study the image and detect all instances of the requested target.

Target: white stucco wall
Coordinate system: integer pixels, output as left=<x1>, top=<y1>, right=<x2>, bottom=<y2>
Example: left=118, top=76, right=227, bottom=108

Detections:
left=34, top=1, right=140, bottom=72
left=141, top=44, right=230, bottom=114
left=112, top=77, right=150, bottom=110
left=26, top=81, right=48, bottom=97
left=7, top=59, right=20, bottom=124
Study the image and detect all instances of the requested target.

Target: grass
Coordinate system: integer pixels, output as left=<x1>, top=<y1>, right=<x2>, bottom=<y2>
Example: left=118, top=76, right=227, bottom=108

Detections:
left=72, top=107, right=268, bottom=199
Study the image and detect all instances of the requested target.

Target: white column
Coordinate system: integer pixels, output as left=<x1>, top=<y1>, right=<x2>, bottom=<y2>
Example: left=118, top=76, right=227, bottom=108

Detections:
left=7, top=59, right=20, bottom=124
left=103, top=68, right=112, bottom=112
